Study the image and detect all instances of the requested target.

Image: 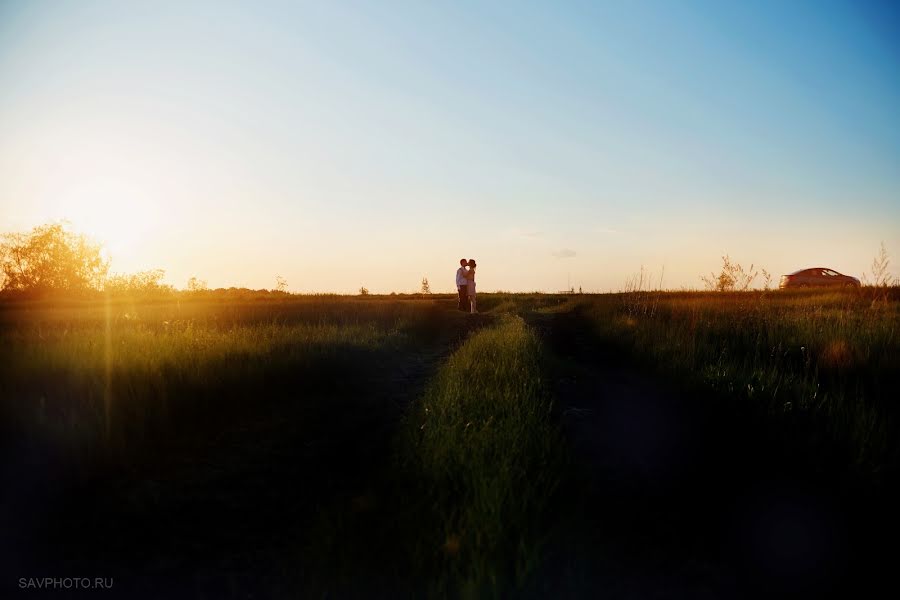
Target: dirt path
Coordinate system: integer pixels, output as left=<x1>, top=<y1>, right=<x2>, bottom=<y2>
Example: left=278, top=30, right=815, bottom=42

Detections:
left=528, top=306, right=870, bottom=599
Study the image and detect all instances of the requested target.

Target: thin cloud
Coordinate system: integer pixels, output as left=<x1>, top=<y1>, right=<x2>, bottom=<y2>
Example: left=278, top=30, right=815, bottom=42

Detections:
left=553, top=248, right=577, bottom=259
left=500, top=227, right=544, bottom=241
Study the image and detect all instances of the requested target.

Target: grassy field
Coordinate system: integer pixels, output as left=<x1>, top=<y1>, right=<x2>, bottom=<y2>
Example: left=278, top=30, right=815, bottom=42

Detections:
left=585, top=287, right=899, bottom=474
left=1, top=289, right=897, bottom=597
left=1, top=297, right=453, bottom=467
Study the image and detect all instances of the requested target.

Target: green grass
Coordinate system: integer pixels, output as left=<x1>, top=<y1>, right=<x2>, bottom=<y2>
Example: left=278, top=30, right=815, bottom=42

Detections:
left=581, top=287, right=900, bottom=473
left=0, top=296, right=451, bottom=465
left=401, top=314, right=564, bottom=596
left=305, top=313, right=565, bottom=597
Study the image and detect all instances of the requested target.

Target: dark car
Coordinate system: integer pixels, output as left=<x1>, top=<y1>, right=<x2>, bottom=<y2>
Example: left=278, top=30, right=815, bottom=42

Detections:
left=779, top=267, right=860, bottom=289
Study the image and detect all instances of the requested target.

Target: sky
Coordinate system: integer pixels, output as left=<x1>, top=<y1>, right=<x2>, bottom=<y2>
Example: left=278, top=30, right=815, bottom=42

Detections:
left=1, top=0, right=898, bottom=293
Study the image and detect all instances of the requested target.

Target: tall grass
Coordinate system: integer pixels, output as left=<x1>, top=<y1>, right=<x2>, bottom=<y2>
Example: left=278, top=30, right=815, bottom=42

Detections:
left=0, top=297, right=448, bottom=466
left=583, top=288, right=900, bottom=473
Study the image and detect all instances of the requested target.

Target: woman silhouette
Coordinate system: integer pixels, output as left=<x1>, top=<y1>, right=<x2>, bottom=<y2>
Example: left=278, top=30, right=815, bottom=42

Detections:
left=465, top=259, right=477, bottom=314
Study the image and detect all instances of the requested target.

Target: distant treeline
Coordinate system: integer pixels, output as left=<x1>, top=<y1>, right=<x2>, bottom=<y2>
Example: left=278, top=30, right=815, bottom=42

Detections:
left=0, top=222, right=452, bottom=300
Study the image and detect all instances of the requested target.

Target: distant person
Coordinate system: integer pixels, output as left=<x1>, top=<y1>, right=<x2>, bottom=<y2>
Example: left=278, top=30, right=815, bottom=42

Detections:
left=456, top=258, right=469, bottom=311
left=466, top=259, right=477, bottom=314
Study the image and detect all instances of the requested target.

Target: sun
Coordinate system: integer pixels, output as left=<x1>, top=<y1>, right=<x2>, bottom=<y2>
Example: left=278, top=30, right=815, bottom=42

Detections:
left=53, top=178, right=161, bottom=264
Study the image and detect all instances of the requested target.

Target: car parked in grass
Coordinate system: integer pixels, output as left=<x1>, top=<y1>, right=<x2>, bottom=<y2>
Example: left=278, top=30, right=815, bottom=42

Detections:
left=779, top=268, right=861, bottom=289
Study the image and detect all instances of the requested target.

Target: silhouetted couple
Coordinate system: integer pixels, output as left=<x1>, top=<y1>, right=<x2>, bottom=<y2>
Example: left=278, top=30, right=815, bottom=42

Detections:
left=456, top=258, right=477, bottom=313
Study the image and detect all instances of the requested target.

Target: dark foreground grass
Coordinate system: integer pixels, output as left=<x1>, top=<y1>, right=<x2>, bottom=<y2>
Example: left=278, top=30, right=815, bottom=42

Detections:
left=2, top=295, right=569, bottom=597
left=583, top=287, right=900, bottom=477
left=3, top=291, right=897, bottom=597
left=1, top=296, right=470, bottom=597
left=307, top=314, right=565, bottom=597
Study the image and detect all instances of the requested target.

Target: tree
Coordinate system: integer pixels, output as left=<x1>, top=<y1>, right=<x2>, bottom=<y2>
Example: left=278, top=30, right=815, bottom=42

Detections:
left=0, top=222, right=108, bottom=294
left=274, top=275, right=288, bottom=293
left=420, top=276, right=431, bottom=294
left=359, top=286, right=369, bottom=295
left=187, top=276, right=208, bottom=292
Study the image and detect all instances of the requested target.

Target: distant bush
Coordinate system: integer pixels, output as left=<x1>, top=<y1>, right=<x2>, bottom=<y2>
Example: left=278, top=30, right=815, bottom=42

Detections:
left=105, top=269, right=174, bottom=298
left=187, top=276, right=209, bottom=293
left=700, top=255, right=760, bottom=291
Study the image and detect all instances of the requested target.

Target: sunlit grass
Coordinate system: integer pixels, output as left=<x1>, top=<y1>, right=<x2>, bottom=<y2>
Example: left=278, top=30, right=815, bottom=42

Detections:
left=0, top=297, right=446, bottom=463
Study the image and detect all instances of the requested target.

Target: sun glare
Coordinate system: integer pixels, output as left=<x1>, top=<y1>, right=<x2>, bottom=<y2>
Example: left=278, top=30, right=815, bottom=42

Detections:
left=52, top=179, right=161, bottom=265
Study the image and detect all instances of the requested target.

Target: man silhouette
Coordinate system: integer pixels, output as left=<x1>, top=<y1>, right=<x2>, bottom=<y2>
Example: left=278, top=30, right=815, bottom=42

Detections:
left=456, top=258, right=469, bottom=311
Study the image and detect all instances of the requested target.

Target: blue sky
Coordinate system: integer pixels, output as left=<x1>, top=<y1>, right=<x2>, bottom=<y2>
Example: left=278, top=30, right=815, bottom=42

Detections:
left=1, top=0, right=898, bottom=292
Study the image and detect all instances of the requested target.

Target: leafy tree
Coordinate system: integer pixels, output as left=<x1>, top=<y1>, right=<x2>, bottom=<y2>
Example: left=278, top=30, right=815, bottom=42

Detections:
left=359, top=286, right=369, bottom=295
left=0, top=222, right=108, bottom=294
left=420, top=276, right=431, bottom=294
